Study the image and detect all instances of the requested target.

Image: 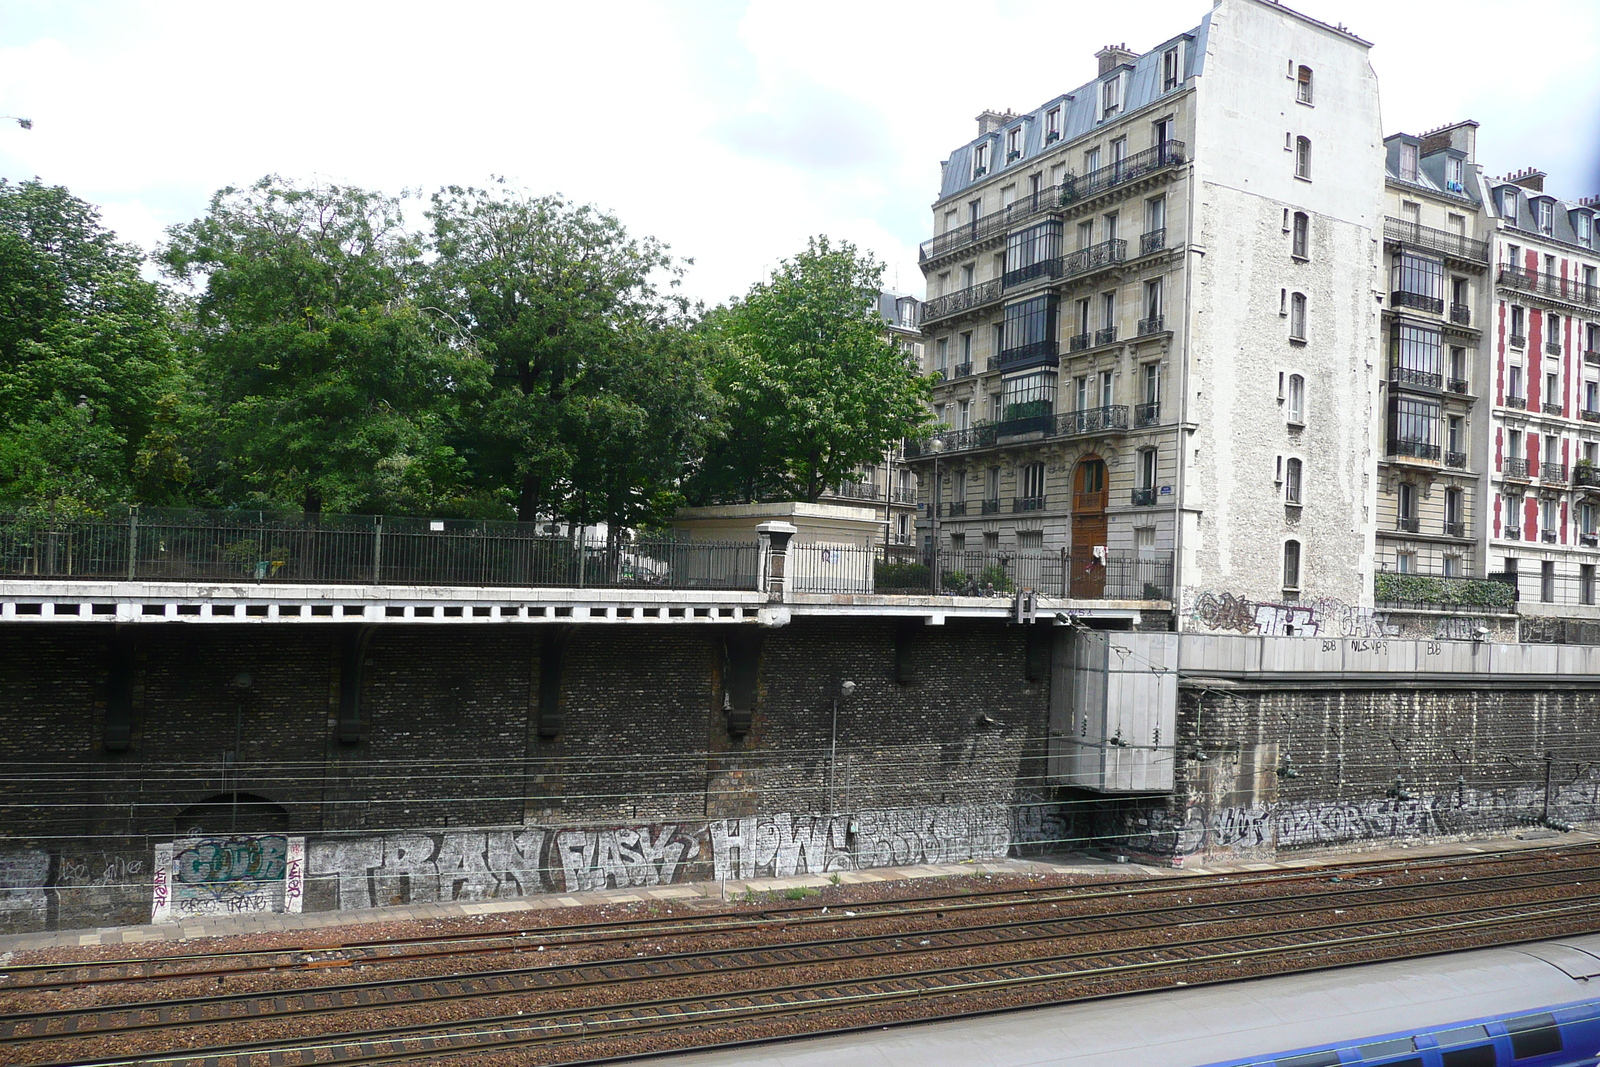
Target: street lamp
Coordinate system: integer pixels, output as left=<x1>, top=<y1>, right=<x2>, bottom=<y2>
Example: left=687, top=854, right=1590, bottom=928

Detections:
left=829, top=679, right=857, bottom=812
left=927, top=438, right=945, bottom=594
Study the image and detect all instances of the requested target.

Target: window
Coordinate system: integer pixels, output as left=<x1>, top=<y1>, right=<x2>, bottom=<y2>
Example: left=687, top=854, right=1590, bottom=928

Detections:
left=987, top=466, right=1000, bottom=502
left=1101, top=290, right=1116, bottom=332
left=1502, top=188, right=1518, bottom=220
left=1084, top=146, right=1101, bottom=174
left=1547, top=371, right=1560, bottom=410
left=1445, top=487, right=1462, bottom=532
left=1147, top=195, right=1166, bottom=236
left=1143, top=362, right=1160, bottom=405
left=1446, top=156, right=1465, bottom=193
left=1004, top=221, right=1063, bottom=285
left=1393, top=252, right=1445, bottom=308
left=957, top=399, right=971, bottom=430
left=1538, top=199, right=1554, bottom=235
left=1451, top=277, right=1468, bottom=309
left=1001, top=184, right=1016, bottom=208
left=1136, top=526, right=1157, bottom=558
left=934, top=402, right=946, bottom=426
left=1447, top=415, right=1464, bottom=455
left=1284, top=458, right=1302, bottom=504
left=1001, top=295, right=1057, bottom=358
left=1017, top=529, right=1042, bottom=552
left=1401, top=199, right=1421, bottom=225
left=1443, top=554, right=1460, bottom=577
left=1289, top=292, right=1307, bottom=340
left=1510, top=305, right=1525, bottom=341
left=1295, top=136, right=1312, bottom=179
left=1110, top=137, right=1128, bottom=179
left=1398, top=481, right=1417, bottom=521
left=1045, top=107, right=1062, bottom=144
left=1295, top=65, right=1313, bottom=104
left=1153, top=117, right=1174, bottom=148
left=1006, top=126, right=1022, bottom=162
left=1021, top=462, right=1046, bottom=500
left=1389, top=396, right=1440, bottom=455
left=1396, top=551, right=1416, bottom=574
left=1144, top=278, right=1163, bottom=323
left=1075, top=298, right=1091, bottom=337
left=1400, top=142, right=1418, bottom=182
left=1393, top=324, right=1443, bottom=382
left=1002, top=371, right=1056, bottom=422
left=1584, top=565, right=1597, bottom=607
left=1509, top=363, right=1524, bottom=401
left=1543, top=496, right=1559, bottom=539
left=1075, top=375, right=1089, bottom=411
left=961, top=263, right=975, bottom=288
left=960, top=331, right=973, bottom=363
left=935, top=338, right=948, bottom=372
left=1077, top=219, right=1094, bottom=249
left=1291, top=212, right=1309, bottom=258
left=1139, top=448, right=1158, bottom=489
left=1101, top=75, right=1120, bottom=118
left=1286, top=374, right=1305, bottom=424
left=943, top=209, right=958, bottom=234
left=1283, top=540, right=1301, bottom=591
left=1449, top=345, right=1467, bottom=385
left=972, top=142, right=989, bottom=178
left=1542, top=560, right=1556, bottom=603
left=949, top=532, right=965, bottom=551
left=1099, top=369, right=1114, bottom=407
left=1104, top=210, right=1119, bottom=241
left=953, top=470, right=967, bottom=503
left=1162, top=47, right=1180, bottom=91
left=1588, top=379, right=1599, bottom=414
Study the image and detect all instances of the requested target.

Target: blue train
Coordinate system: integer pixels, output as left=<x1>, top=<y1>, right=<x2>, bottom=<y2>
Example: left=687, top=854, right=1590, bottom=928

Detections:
left=650, top=934, right=1600, bottom=1067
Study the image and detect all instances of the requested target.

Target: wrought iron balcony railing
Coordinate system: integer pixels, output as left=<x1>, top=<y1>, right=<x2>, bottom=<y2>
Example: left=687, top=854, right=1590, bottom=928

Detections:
left=1094, top=326, right=1118, bottom=346
left=1547, top=341, right=1563, bottom=355
left=1445, top=521, right=1467, bottom=538
left=1398, top=516, right=1420, bottom=533
left=1140, top=228, right=1167, bottom=256
left=1583, top=533, right=1600, bottom=548
left=1389, top=439, right=1441, bottom=461
left=1448, top=378, right=1469, bottom=394
left=1586, top=410, right=1600, bottom=424
left=1135, top=401, right=1161, bottom=427
left=1065, top=238, right=1127, bottom=280
left=1542, top=462, right=1569, bottom=485
left=981, top=497, right=1001, bottom=514
left=903, top=405, right=1132, bottom=460
left=1450, top=303, right=1471, bottom=325
left=1577, top=465, right=1600, bottom=488
left=1509, top=334, right=1527, bottom=349
left=1504, top=393, right=1527, bottom=409
left=1061, top=140, right=1187, bottom=206
left=993, top=338, right=1060, bottom=371
left=1391, top=290, right=1444, bottom=314
left=830, top=481, right=882, bottom=501
left=1543, top=530, right=1559, bottom=543
left=1131, top=487, right=1158, bottom=506
left=1503, top=457, right=1531, bottom=480
left=1137, top=315, right=1165, bottom=335
left=1445, top=451, right=1468, bottom=469
left=952, top=361, right=974, bottom=379
left=945, top=501, right=968, bottom=517
left=1012, top=495, right=1046, bottom=513
left=1069, top=332, right=1091, bottom=352
left=892, top=485, right=918, bottom=504
left=1390, top=364, right=1442, bottom=390
left=1497, top=264, right=1600, bottom=311
left=1061, top=405, right=1130, bottom=435
left=1587, top=350, right=1600, bottom=366
left=921, top=277, right=1002, bottom=324
left=1382, top=217, right=1490, bottom=263
left=919, top=187, right=1066, bottom=262
left=1543, top=402, right=1564, bottom=416
left=1505, top=524, right=1522, bottom=540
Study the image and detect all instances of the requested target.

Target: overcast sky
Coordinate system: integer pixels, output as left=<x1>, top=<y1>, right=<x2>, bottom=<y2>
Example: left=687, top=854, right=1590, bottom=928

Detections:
left=2, top=0, right=1598, bottom=306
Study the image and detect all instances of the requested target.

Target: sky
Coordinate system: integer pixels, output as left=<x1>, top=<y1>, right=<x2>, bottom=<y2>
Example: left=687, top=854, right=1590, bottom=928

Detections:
left=2, top=0, right=1598, bottom=307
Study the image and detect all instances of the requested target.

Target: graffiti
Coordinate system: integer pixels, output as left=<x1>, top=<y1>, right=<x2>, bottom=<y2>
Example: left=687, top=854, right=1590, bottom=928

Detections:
left=285, top=838, right=305, bottom=914
left=555, top=825, right=699, bottom=892
left=1013, top=794, right=1072, bottom=852
left=711, top=814, right=847, bottom=881
left=1188, top=590, right=1394, bottom=639
left=310, top=828, right=548, bottom=910
left=173, top=836, right=286, bottom=899
left=0, top=850, right=48, bottom=921
left=853, top=805, right=1010, bottom=869
left=55, top=854, right=145, bottom=888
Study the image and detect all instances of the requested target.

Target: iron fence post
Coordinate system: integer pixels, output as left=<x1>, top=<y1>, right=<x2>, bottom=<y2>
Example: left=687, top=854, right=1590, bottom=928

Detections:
left=372, top=517, right=383, bottom=585
left=127, top=505, right=139, bottom=581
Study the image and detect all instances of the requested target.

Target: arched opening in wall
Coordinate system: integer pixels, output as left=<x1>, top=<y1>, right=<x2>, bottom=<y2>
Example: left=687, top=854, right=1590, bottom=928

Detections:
left=1071, top=456, right=1108, bottom=598
left=174, top=793, right=292, bottom=837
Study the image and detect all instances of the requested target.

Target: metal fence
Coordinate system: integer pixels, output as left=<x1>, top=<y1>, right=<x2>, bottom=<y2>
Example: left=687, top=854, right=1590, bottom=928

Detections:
left=0, top=508, right=761, bottom=592
left=872, top=547, right=1173, bottom=601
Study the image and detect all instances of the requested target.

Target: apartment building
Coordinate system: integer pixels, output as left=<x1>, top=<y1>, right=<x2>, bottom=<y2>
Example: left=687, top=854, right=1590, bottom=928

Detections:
left=908, top=0, right=1382, bottom=612
left=1375, top=123, right=1492, bottom=579
left=817, top=291, right=922, bottom=550
left=1482, top=168, right=1600, bottom=612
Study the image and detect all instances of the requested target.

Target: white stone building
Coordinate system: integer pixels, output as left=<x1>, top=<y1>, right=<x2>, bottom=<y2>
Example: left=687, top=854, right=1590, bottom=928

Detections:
left=909, top=0, right=1383, bottom=615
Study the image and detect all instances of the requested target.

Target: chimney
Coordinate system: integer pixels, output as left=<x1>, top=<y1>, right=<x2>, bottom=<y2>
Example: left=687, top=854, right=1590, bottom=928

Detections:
left=1580, top=195, right=1600, bottom=208
left=1096, top=43, right=1138, bottom=75
left=1418, top=119, right=1478, bottom=163
left=1505, top=167, right=1546, bottom=193
left=975, top=109, right=1017, bottom=136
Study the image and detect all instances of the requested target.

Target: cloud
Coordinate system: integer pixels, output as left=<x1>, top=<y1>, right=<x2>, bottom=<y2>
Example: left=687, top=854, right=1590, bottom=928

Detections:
left=716, top=79, right=889, bottom=171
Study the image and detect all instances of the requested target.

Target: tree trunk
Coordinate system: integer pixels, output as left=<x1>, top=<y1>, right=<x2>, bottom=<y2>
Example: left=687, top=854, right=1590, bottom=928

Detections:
left=517, top=475, right=540, bottom=524
left=303, top=486, right=323, bottom=519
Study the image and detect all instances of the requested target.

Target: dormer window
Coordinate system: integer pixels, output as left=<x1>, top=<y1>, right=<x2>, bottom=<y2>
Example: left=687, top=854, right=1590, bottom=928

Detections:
left=1101, top=76, right=1121, bottom=119
left=1577, top=212, right=1594, bottom=248
left=1162, top=47, right=1181, bottom=92
left=973, top=142, right=989, bottom=179
left=1502, top=188, right=1518, bottom=221
left=1296, top=65, right=1313, bottom=105
left=1045, top=107, right=1062, bottom=144
left=1400, top=143, right=1419, bottom=182
left=1006, top=126, right=1023, bottom=163
left=1446, top=157, right=1465, bottom=193
left=1537, top=199, right=1554, bottom=235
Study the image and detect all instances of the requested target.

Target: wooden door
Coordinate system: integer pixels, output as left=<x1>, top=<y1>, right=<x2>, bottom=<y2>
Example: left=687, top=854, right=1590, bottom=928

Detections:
left=1071, top=457, right=1108, bottom=598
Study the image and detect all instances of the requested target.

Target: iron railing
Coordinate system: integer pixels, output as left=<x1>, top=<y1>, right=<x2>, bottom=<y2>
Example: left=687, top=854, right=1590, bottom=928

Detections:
left=892, top=485, right=918, bottom=504
left=1544, top=401, right=1564, bottom=415
left=1012, top=495, right=1046, bottom=513
left=1094, top=326, right=1118, bottom=346
left=1542, top=462, right=1569, bottom=485
left=1497, top=265, right=1600, bottom=311
left=1131, top=487, right=1158, bottom=506
left=1398, top=516, right=1420, bottom=533
left=1509, top=334, right=1527, bottom=349
left=1445, top=521, right=1467, bottom=538
left=874, top=548, right=1173, bottom=602
left=1137, top=315, right=1165, bottom=335
left=904, top=405, right=1130, bottom=460
left=1390, top=364, right=1442, bottom=389
left=1140, top=228, right=1167, bottom=256
left=1448, top=378, right=1469, bottom=394
left=1382, top=218, right=1490, bottom=263
left=1575, top=466, right=1600, bottom=488
left=1586, top=410, right=1600, bottom=423
left=1135, top=401, right=1161, bottom=427
left=994, top=339, right=1060, bottom=370
left=1587, top=350, right=1600, bottom=366
left=1390, top=290, right=1444, bottom=314
left=830, top=481, right=882, bottom=501
left=1069, top=332, right=1091, bottom=352
left=1446, top=451, right=1468, bottom=469
left=1504, top=458, right=1531, bottom=480
left=1061, top=405, right=1130, bottom=435
left=1547, top=341, right=1564, bottom=356
left=953, top=361, right=974, bottom=378
left=1060, top=141, right=1187, bottom=205
left=1450, top=303, right=1472, bottom=325
left=981, top=497, right=1001, bottom=515
left=1066, top=238, right=1126, bottom=278
left=1389, top=440, right=1441, bottom=461
left=1505, top=393, right=1528, bottom=409
left=919, top=187, right=1067, bottom=262
left=0, top=508, right=762, bottom=591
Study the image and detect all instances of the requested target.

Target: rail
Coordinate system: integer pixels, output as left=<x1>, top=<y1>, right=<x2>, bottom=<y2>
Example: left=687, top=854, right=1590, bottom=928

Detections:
left=921, top=277, right=1003, bottom=323
left=1383, top=217, right=1491, bottom=263
left=1497, top=264, right=1600, bottom=311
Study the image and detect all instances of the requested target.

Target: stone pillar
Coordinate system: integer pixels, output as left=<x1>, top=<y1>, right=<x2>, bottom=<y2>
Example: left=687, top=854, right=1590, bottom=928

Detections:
left=757, top=521, right=798, bottom=603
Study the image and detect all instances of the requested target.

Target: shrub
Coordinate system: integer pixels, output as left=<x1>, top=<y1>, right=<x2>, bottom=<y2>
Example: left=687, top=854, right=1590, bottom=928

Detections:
left=1374, top=572, right=1515, bottom=609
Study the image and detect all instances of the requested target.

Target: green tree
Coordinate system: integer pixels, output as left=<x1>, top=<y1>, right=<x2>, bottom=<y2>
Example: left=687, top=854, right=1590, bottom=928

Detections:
left=161, top=177, right=484, bottom=515
left=0, top=179, right=189, bottom=513
left=689, top=236, right=931, bottom=503
left=425, top=182, right=714, bottom=528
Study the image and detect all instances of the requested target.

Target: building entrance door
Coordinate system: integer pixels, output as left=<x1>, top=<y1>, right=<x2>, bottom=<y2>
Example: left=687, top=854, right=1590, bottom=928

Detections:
left=1071, top=456, right=1108, bottom=597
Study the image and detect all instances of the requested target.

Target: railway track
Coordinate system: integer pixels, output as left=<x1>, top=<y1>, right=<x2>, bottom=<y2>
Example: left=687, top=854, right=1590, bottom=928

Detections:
left=4, top=845, right=1600, bottom=1067
left=2, top=839, right=1589, bottom=995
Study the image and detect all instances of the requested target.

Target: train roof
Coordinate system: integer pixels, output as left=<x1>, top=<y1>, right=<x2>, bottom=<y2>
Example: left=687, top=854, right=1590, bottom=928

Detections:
left=644, top=934, right=1600, bottom=1067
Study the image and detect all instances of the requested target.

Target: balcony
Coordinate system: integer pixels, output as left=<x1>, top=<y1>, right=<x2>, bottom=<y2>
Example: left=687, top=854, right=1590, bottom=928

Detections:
left=1140, top=228, right=1167, bottom=256
left=1398, top=517, right=1420, bottom=533
left=919, top=189, right=1065, bottom=263
left=1130, top=487, right=1158, bottom=507
left=1390, top=364, right=1442, bottom=390
left=1003, top=258, right=1065, bottom=290
left=1547, top=341, right=1564, bottom=356
left=1135, top=401, right=1161, bottom=427
left=1448, top=378, right=1469, bottom=394
left=1587, top=350, right=1600, bottom=366
left=1064, top=238, right=1127, bottom=279
left=946, top=501, right=968, bottom=517
left=1061, top=405, right=1130, bottom=435
left=1450, top=303, right=1472, bottom=326
left=921, top=278, right=1002, bottom=324
left=1382, top=217, right=1491, bottom=264
left=1391, top=290, right=1445, bottom=314
left=952, top=361, right=974, bottom=379
left=1541, top=462, right=1569, bottom=485
left=892, top=485, right=917, bottom=504
left=1094, top=326, right=1118, bottom=346
left=830, top=481, right=882, bottom=501
left=1445, top=451, right=1468, bottom=469
left=1390, top=440, right=1441, bottom=461
left=1503, top=457, right=1531, bottom=480
left=1504, top=393, right=1527, bottom=410
left=1060, top=140, right=1187, bottom=206
left=1585, top=410, right=1600, bottom=423
left=1543, top=402, right=1564, bottom=416
left=1068, top=332, right=1090, bottom=352
left=1497, top=264, right=1600, bottom=311
left=1445, top=521, right=1467, bottom=538
left=903, top=406, right=1131, bottom=460
left=980, top=497, right=1001, bottom=515
left=1509, top=334, right=1527, bottom=349
left=1583, top=533, right=1599, bottom=548
left=1013, top=495, right=1046, bottom=513
left=1137, top=315, right=1166, bottom=336
left=1543, top=530, right=1559, bottom=544
left=1506, top=525, right=1522, bottom=540
left=993, top=338, right=1060, bottom=372
left=1576, top=465, right=1600, bottom=488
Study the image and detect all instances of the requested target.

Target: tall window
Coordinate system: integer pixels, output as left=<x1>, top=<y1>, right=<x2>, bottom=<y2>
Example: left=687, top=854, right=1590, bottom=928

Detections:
left=1538, top=200, right=1554, bottom=235
left=1295, top=137, right=1312, bottom=179
left=1147, top=196, right=1166, bottom=236
left=1393, top=324, right=1443, bottom=384
left=1006, top=126, right=1023, bottom=161
left=935, top=337, right=948, bottom=373
left=1502, top=189, right=1518, bottom=220
left=1398, top=482, right=1416, bottom=521
left=1002, top=371, right=1056, bottom=422
left=1542, top=561, right=1556, bottom=603
left=1004, top=221, right=1063, bottom=286
left=1144, top=278, right=1163, bottom=325
left=1286, top=373, right=1305, bottom=424
left=1289, top=292, right=1307, bottom=340
left=1045, top=107, right=1062, bottom=143
left=1284, top=458, right=1303, bottom=505
left=1577, top=212, right=1593, bottom=248
left=972, top=142, right=989, bottom=178
left=1139, top=448, right=1158, bottom=489
left=1101, top=75, right=1120, bottom=118
left=1295, top=65, right=1313, bottom=104
left=1510, top=305, right=1525, bottom=342
left=1399, top=142, right=1419, bottom=182
left=1162, top=47, right=1181, bottom=91
left=1388, top=396, right=1441, bottom=455
left=1143, top=363, right=1161, bottom=406
left=1393, top=252, right=1445, bottom=309
left=953, top=470, right=967, bottom=503
left=1445, top=487, right=1463, bottom=533
left=1447, top=415, right=1464, bottom=456
left=1283, top=540, right=1302, bottom=592
left=1099, top=369, right=1114, bottom=407
left=1446, top=156, right=1464, bottom=192
left=1001, top=296, right=1056, bottom=359
left=1291, top=212, right=1309, bottom=258
left=1021, top=462, right=1046, bottom=501
left=1110, top=137, right=1128, bottom=179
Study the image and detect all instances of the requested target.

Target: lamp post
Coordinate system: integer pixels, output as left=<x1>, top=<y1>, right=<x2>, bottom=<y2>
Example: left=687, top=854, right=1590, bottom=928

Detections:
left=927, top=438, right=945, bottom=594
left=829, top=679, right=857, bottom=812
